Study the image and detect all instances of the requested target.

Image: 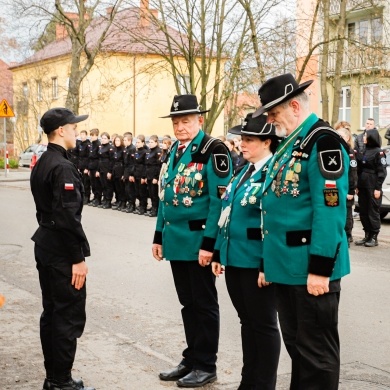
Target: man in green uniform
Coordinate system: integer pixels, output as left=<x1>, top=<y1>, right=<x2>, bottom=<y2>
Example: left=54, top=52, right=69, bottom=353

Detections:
left=252, top=74, right=351, bottom=390
left=152, top=94, right=232, bottom=388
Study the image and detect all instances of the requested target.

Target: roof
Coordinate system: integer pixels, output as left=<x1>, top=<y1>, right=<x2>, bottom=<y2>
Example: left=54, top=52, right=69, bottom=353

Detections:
left=10, top=7, right=193, bottom=69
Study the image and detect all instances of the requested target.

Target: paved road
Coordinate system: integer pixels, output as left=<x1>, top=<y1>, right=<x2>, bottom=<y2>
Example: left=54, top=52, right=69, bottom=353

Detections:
left=1, top=179, right=390, bottom=389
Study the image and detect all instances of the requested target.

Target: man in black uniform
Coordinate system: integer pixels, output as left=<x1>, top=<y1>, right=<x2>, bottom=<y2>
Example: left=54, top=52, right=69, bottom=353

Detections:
left=77, top=130, right=91, bottom=204
left=30, top=107, right=95, bottom=390
left=87, top=128, right=102, bottom=207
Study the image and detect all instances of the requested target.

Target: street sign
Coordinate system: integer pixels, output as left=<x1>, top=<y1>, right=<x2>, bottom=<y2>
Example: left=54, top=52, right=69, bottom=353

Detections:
left=0, top=99, right=15, bottom=118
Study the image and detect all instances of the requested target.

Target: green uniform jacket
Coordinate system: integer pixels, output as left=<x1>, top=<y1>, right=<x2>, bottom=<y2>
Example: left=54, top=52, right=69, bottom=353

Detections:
left=153, top=130, right=232, bottom=261
left=213, top=160, right=270, bottom=268
left=261, top=114, right=351, bottom=285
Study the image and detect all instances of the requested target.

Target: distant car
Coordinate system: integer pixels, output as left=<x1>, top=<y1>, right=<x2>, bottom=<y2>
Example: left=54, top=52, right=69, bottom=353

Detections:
left=18, top=144, right=47, bottom=167
left=355, top=146, right=390, bottom=220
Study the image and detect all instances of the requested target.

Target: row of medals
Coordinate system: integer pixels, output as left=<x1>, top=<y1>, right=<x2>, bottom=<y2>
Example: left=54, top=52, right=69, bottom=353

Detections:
left=271, top=151, right=303, bottom=198
left=160, top=161, right=204, bottom=207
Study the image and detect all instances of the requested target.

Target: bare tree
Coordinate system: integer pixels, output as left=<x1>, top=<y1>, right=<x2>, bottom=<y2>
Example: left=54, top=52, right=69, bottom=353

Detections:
left=6, top=0, right=124, bottom=114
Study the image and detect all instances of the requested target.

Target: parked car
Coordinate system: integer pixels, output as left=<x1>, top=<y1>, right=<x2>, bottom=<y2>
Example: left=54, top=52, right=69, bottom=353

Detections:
left=355, top=146, right=390, bottom=220
left=18, top=144, right=47, bottom=167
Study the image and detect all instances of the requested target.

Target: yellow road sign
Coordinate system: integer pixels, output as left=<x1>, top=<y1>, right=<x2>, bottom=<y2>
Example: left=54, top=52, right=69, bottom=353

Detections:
left=0, top=99, right=15, bottom=118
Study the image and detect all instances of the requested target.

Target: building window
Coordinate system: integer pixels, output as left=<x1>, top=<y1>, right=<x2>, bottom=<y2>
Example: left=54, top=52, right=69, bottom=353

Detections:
left=361, top=85, right=379, bottom=128
left=52, top=77, right=58, bottom=99
left=177, top=75, right=191, bottom=94
left=348, top=18, right=383, bottom=45
left=339, top=87, right=351, bottom=123
left=36, top=80, right=42, bottom=101
left=22, top=82, right=28, bottom=97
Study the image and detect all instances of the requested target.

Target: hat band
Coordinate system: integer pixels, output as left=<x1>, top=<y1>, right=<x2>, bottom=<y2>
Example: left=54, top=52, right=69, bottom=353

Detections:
left=242, top=122, right=273, bottom=136
left=170, top=108, right=202, bottom=115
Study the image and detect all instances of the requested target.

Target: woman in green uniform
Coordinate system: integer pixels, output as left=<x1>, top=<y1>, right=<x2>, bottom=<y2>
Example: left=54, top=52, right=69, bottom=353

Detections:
left=212, top=113, right=281, bottom=390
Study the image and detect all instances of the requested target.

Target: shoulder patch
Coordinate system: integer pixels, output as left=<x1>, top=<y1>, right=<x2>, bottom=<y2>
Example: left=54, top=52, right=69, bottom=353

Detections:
left=381, top=157, right=387, bottom=166
left=350, top=159, right=357, bottom=168
left=213, top=153, right=230, bottom=177
left=316, top=136, right=344, bottom=179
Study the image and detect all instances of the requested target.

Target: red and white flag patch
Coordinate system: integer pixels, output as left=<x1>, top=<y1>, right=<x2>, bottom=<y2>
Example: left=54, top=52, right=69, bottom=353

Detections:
left=325, top=180, right=336, bottom=188
left=64, top=183, right=74, bottom=190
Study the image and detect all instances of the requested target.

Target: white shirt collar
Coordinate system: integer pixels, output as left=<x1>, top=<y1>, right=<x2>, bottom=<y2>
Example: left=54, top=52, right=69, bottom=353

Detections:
left=252, top=153, right=273, bottom=174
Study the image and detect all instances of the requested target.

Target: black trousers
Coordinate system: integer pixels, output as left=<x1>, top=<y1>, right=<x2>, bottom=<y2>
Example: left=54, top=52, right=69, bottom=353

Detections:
left=170, top=261, right=219, bottom=372
left=99, top=170, right=113, bottom=201
left=89, top=169, right=102, bottom=201
left=34, top=245, right=86, bottom=381
left=345, top=200, right=354, bottom=237
left=124, top=178, right=136, bottom=203
left=134, top=178, right=148, bottom=208
left=81, top=171, right=91, bottom=200
left=225, top=267, right=280, bottom=389
left=112, top=177, right=126, bottom=202
left=147, top=180, right=159, bottom=209
left=275, top=284, right=340, bottom=390
left=358, top=188, right=382, bottom=233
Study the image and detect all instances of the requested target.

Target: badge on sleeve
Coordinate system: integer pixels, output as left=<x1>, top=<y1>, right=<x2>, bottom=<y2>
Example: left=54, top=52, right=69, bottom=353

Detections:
left=64, top=183, right=74, bottom=190
left=381, top=157, right=387, bottom=166
left=316, top=136, right=344, bottom=179
left=213, top=154, right=230, bottom=177
left=323, top=188, right=339, bottom=207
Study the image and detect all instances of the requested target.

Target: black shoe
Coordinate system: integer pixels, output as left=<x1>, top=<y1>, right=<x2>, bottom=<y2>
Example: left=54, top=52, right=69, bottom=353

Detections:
left=97, top=200, right=106, bottom=208
left=364, top=233, right=378, bottom=247
left=177, top=370, right=217, bottom=388
left=102, top=201, right=112, bottom=209
left=126, top=203, right=135, bottom=213
left=49, top=378, right=94, bottom=390
left=355, top=233, right=370, bottom=246
left=134, top=207, right=146, bottom=215
left=159, top=364, right=192, bottom=381
left=43, top=378, right=83, bottom=390
left=149, top=208, right=157, bottom=217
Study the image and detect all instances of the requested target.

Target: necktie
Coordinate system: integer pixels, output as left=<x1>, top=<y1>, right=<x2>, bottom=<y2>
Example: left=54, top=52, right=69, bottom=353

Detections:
left=237, top=164, right=255, bottom=190
left=174, top=144, right=185, bottom=166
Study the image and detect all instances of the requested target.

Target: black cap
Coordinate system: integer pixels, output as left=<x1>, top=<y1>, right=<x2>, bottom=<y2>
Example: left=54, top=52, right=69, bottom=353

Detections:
left=160, top=94, right=209, bottom=118
left=40, top=107, right=89, bottom=134
left=252, top=73, right=313, bottom=118
left=229, top=113, right=277, bottom=137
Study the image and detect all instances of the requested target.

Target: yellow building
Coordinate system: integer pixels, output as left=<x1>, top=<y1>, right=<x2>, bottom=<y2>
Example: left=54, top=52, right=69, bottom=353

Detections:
left=297, top=0, right=390, bottom=136
left=10, top=4, right=224, bottom=153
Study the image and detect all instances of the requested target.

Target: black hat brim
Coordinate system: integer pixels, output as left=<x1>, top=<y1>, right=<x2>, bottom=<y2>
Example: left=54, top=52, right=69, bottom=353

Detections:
left=252, top=80, right=313, bottom=118
left=228, top=124, right=242, bottom=135
left=69, top=114, right=89, bottom=123
left=160, top=109, right=210, bottom=118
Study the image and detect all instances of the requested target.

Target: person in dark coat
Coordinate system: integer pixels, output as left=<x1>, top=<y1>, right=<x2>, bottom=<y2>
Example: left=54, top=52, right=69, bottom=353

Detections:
left=355, top=129, right=387, bottom=247
left=145, top=135, right=162, bottom=217
left=109, top=135, right=126, bottom=211
left=160, top=136, right=172, bottom=163
left=122, top=132, right=137, bottom=213
left=77, top=130, right=91, bottom=204
left=87, top=128, right=102, bottom=207
left=30, top=107, right=94, bottom=390
left=96, top=132, right=114, bottom=209
left=132, top=134, right=149, bottom=215
left=335, top=125, right=358, bottom=245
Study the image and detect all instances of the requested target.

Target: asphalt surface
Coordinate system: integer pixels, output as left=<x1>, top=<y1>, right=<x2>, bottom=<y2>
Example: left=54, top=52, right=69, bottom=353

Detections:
left=1, top=168, right=390, bottom=389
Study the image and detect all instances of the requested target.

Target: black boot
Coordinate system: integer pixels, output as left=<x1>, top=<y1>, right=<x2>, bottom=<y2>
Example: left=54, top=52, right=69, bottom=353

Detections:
left=134, top=207, right=146, bottom=215
left=355, top=232, right=370, bottom=246
left=148, top=207, right=157, bottom=217
left=117, top=201, right=125, bottom=211
left=364, top=233, right=378, bottom=247
left=43, top=377, right=84, bottom=390
left=102, top=200, right=112, bottom=209
left=97, top=199, right=106, bottom=208
left=126, top=203, right=135, bottom=213
left=49, top=377, right=95, bottom=390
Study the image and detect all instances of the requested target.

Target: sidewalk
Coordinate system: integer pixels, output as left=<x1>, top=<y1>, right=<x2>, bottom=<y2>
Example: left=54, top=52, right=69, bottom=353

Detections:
left=0, top=168, right=31, bottom=182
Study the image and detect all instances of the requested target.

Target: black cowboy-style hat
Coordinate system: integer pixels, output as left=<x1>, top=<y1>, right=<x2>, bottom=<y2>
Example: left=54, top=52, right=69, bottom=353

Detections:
left=252, top=73, right=313, bottom=118
left=40, top=107, right=88, bottom=134
left=229, top=113, right=277, bottom=138
left=160, top=94, right=210, bottom=118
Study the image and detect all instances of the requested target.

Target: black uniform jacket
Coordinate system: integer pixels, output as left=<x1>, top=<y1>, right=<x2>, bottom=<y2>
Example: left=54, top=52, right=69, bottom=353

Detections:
left=145, top=146, right=162, bottom=180
left=88, top=139, right=101, bottom=170
left=30, top=143, right=90, bottom=263
left=133, top=146, right=148, bottom=179
left=123, top=144, right=136, bottom=179
left=77, top=139, right=91, bottom=171
left=356, top=130, right=387, bottom=190
left=98, top=143, right=113, bottom=173
left=109, top=145, right=125, bottom=178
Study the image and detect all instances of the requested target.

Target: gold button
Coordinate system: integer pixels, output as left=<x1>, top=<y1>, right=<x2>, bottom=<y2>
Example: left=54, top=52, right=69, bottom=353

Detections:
left=265, top=230, right=269, bottom=235
left=166, top=222, right=170, bottom=225
left=302, top=237, right=307, bottom=243
left=165, top=202, right=169, bottom=206
left=167, top=184, right=171, bottom=187
left=264, top=192, right=268, bottom=196
left=202, top=225, right=206, bottom=229
left=263, top=211, right=266, bottom=215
